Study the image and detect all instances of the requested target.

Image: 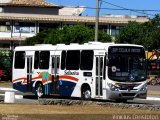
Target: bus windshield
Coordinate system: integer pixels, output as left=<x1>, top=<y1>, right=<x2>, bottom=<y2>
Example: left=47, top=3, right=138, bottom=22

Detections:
left=108, top=46, right=147, bottom=82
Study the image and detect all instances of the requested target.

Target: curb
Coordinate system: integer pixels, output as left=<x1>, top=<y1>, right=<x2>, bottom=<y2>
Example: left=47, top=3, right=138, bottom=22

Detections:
left=146, top=97, right=160, bottom=101
left=15, top=95, right=23, bottom=99
left=0, top=94, right=23, bottom=99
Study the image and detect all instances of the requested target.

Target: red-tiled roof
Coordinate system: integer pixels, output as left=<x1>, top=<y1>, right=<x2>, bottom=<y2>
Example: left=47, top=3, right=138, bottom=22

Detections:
left=0, top=0, right=58, bottom=7
left=0, top=13, right=149, bottom=24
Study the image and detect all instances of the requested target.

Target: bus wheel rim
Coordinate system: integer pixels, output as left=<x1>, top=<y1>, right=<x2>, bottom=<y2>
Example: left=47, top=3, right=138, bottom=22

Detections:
left=37, top=86, right=43, bottom=97
left=84, top=90, right=91, bottom=99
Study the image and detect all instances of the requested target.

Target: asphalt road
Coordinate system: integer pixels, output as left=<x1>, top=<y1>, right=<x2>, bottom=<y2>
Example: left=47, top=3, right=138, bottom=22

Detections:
left=1, top=85, right=160, bottom=105
left=14, top=95, right=160, bottom=106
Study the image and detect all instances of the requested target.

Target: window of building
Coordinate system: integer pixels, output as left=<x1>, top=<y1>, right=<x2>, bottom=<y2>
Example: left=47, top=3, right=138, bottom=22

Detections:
left=66, top=50, right=80, bottom=70
left=39, top=51, right=50, bottom=69
left=80, top=50, right=94, bottom=70
left=111, top=26, right=123, bottom=36
left=99, top=25, right=108, bottom=33
left=14, top=51, right=25, bottom=69
left=63, top=24, right=75, bottom=27
left=86, top=24, right=95, bottom=29
left=39, top=23, right=59, bottom=32
left=14, top=22, right=35, bottom=33
left=61, top=51, right=66, bottom=70
left=0, top=21, right=11, bottom=32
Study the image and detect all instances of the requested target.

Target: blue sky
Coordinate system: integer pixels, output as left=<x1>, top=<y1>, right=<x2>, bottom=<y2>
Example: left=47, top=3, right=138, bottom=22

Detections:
left=47, top=0, right=160, bottom=18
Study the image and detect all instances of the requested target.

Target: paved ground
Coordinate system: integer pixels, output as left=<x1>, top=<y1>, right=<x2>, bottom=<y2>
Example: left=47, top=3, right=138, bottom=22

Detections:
left=14, top=85, right=160, bottom=105
left=0, top=84, right=160, bottom=105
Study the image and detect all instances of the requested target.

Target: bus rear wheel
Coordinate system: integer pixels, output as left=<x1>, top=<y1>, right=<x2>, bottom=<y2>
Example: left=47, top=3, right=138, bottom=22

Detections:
left=81, top=87, right=91, bottom=100
left=36, top=83, right=44, bottom=98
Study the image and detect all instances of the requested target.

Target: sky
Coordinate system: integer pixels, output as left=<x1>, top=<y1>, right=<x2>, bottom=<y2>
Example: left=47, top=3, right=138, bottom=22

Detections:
left=47, top=0, right=160, bottom=18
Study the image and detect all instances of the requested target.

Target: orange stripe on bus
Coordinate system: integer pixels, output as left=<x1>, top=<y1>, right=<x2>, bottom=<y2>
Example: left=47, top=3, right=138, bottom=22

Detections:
left=59, top=75, right=79, bottom=82
left=12, top=78, right=27, bottom=83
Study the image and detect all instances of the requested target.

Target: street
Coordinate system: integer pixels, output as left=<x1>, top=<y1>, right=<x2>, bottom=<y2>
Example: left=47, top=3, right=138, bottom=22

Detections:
left=12, top=85, right=160, bottom=106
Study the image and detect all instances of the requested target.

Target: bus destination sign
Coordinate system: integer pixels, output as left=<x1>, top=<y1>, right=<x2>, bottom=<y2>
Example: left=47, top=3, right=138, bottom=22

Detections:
left=109, top=46, right=144, bottom=55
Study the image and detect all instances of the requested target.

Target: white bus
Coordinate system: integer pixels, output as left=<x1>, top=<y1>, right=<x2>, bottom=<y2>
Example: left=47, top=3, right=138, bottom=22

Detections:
left=12, top=42, right=147, bottom=101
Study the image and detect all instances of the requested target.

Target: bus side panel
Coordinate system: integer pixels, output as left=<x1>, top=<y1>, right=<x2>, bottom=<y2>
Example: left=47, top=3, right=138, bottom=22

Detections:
left=59, top=80, right=77, bottom=97
left=58, top=71, right=80, bottom=97
left=12, top=69, right=28, bottom=92
left=12, top=50, right=28, bottom=93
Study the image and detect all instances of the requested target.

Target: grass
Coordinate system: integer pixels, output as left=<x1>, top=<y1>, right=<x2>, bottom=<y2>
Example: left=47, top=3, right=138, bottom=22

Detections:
left=2, top=104, right=160, bottom=114
left=0, top=104, right=159, bottom=114
left=0, top=81, right=12, bottom=88
left=0, top=104, right=159, bottom=120
left=148, top=91, right=160, bottom=96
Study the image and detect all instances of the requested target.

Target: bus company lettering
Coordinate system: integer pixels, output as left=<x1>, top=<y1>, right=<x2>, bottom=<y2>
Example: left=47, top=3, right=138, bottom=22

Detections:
left=64, top=70, right=79, bottom=75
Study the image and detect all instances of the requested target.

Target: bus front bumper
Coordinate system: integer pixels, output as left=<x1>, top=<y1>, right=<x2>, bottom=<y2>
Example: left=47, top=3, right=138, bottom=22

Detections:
left=106, top=89, right=147, bottom=100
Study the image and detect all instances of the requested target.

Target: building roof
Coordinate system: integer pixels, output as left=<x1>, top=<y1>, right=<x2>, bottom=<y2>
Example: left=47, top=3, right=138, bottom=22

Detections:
left=0, top=0, right=58, bottom=8
left=0, top=13, right=149, bottom=24
left=59, top=6, right=86, bottom=16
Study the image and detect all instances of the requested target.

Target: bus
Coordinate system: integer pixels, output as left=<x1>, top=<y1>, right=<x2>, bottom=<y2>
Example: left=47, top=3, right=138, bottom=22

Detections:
left=12, top=42, right=147, bottom=101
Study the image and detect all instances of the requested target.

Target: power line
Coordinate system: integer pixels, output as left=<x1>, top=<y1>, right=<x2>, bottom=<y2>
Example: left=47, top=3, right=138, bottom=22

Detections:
left=59, top=3, right=160, bottom=17
left=60, top=6, right=160, bottom=13
left=101, top=0, right=156, bottom=17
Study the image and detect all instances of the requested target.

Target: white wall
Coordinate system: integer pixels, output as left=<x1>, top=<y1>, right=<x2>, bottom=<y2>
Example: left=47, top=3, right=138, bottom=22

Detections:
left=0, top=32, right=35, bottom=38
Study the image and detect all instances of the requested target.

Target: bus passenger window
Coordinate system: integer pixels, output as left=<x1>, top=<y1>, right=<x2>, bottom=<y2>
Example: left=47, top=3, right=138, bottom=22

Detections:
left=57, top=57, right=60, bottom=69
left=80, top=50, right=93, bottom=70
left=61, top=51, right=66, bottom=70
left=39, top=51, right=50, bottom=69
left=66, top=50, right=80, bottom=70
left=14, top=51, right=25, bottom=69
left=34, top=51, right=39, bottom=69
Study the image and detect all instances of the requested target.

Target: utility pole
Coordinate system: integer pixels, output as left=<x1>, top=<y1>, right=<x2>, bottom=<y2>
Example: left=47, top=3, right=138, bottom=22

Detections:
left=95, top=0, right=99, bottom=42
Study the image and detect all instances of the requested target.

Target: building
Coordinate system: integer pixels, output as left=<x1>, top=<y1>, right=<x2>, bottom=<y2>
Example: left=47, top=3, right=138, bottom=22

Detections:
left=0, top=0, right=149, bottom=49
left=59, top=6, right=86, bottom=16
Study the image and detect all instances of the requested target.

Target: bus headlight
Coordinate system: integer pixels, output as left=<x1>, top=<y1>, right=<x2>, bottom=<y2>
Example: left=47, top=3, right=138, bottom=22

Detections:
left=140, top=83, right=147, bottom=91
left=107, top=83, right=120, bottom=91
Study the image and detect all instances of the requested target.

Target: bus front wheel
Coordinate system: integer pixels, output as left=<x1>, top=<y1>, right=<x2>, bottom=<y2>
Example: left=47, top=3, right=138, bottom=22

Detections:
left=36, top=82, right=44, bottom=98
left=81, top=87, right=91, bottom=100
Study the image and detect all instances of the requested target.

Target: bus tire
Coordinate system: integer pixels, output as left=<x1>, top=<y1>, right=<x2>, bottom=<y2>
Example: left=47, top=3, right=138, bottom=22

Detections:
left=36, top=82, right=44, bottom=98
left=81, top=86, right=91, bottom=100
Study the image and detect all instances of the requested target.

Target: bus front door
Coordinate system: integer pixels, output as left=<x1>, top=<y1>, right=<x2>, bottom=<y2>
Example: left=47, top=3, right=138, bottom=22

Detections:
left=26, top=56, right=32, bottom=92
left=95, top=56, right=104, bottom=98
left=51, top=56, right=60, bottom=94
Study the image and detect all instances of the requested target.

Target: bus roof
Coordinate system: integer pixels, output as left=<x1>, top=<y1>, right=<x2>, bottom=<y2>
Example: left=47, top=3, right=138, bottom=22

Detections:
left=14, top=42, right=144, bottom=51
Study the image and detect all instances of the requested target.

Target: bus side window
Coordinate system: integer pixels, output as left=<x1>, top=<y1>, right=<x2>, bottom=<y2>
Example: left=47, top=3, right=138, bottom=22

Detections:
left=66, top=50, right=80, bottom=70
left=61, top=51, right=66, bottom=70
left=103, top=56, right=106, bottom=80
left=34, top=51, right=39, bottom=69
left=39, top=51, right=50, bottom=69
left=80, top=50, right=93, bottom=70
left=57, top=57, right=60, bottom=69
left=14, top=51, right=25, bottom=69
left=52, top=57, right=60, bottom=69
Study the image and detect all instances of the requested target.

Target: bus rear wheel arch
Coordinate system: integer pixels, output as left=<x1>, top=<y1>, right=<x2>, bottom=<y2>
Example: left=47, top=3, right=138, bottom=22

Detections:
left=35, top=82, right=44, bottom=98
left=81, top=84, right=91, bottom=100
